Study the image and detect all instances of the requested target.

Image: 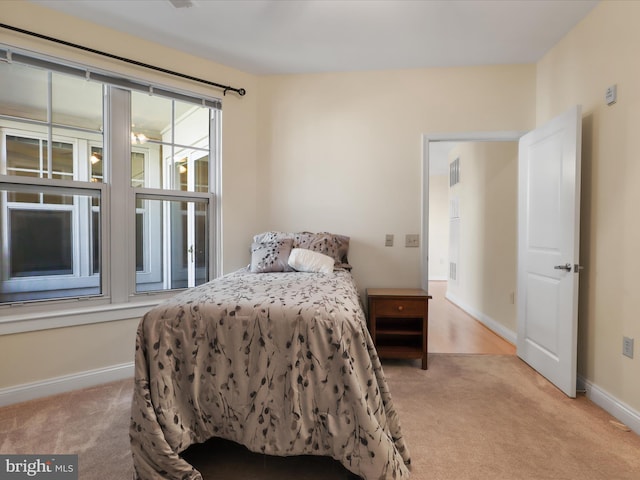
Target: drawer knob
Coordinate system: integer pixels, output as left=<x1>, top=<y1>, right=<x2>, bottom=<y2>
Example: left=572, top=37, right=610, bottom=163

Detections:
left=397, top=305, right=404, bottom=311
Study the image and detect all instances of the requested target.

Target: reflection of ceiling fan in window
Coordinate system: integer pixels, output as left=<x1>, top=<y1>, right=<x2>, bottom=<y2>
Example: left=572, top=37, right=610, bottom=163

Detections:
left=168, top=0, right=194, bottom=8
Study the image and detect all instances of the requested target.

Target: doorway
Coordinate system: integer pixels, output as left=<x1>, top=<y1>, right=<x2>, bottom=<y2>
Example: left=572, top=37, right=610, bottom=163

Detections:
left=422, top=132, right=523, bottom=354
left=428, top=280, right=515, bottom=354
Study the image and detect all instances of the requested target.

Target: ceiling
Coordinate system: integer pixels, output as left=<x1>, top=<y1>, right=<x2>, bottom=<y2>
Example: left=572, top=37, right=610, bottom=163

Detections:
left=28, top=0, right=599, bottom=75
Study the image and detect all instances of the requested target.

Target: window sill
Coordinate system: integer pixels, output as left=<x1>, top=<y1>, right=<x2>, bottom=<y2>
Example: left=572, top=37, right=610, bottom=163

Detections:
left=0, top=297, right=171, bottom=335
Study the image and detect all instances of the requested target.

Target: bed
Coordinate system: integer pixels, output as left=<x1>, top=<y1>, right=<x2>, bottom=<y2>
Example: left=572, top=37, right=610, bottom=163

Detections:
left=130, top=232, right=411, bottom=480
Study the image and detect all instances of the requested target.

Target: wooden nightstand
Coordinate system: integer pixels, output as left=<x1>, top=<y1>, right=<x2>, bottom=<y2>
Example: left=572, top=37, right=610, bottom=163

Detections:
left=366, top=288, right=432, bottom=369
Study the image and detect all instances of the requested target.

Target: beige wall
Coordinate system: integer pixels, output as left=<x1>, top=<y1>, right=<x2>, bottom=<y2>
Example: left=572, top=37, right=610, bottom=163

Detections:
left=0, top=2, right=260, bottom=390
left=536, top=0, right=640, bottom=413
left=0, top=319, right=139, bottom=387
left=446, top=142, right=518, bottom=334
left=428, top=174, right=449, bottom=281
left=256, top=66, right=535, bottom=293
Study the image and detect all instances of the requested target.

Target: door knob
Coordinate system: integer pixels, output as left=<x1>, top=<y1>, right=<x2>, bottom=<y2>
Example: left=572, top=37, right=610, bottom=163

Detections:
left=554, top=263, right=572, bottom=272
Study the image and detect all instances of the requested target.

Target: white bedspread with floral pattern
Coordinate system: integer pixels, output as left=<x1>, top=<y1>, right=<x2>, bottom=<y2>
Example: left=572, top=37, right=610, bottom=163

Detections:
left=130, top=268, right=411, bottom=479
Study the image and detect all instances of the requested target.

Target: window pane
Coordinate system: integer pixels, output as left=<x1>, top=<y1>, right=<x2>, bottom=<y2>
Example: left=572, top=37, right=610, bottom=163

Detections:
left=175, top=156, right=188, bottom=192
left=195, top=204, right=208, bottom=286
left=45, top=139, right=74, bottom=179
left=176, top=203, right=188, bottom=282
left=0, top=185, right=101, bottom=303
left=194, top=155, right=209, bottom=193
left=6, top=135, right=75, bottom=181
left=135, top=212, right=144, bottom=272
left=131, top=150, right=160, bottom=188
left=92, top=209, right=100, bottom=274
left=175, top=104, right=209, bottom=150
left=131, top=92, right=171, bottom=143
left=10, top=209, right=73, bottom=277
left=42, top=193, right=74, bottom=205
left=135, top=196, right=208, bottom=292
left=131, top=151, right=143, bottom=187
left=172, top=150, right=209, bottom=193
left=90, top=146, right=104, bottom=183
left=8, top=190, right=40, bottom=204
left=6, top=135, right=42, bottom=177
left=131, top=93, right=210, bottom=192
left=0, top=62, right=48, bottom=122
left=52, top=72, right=103, bottom=130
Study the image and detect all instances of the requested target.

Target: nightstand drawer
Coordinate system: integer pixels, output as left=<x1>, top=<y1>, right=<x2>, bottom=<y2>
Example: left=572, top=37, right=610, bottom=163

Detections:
left=373, top=298, right=426, bottom=317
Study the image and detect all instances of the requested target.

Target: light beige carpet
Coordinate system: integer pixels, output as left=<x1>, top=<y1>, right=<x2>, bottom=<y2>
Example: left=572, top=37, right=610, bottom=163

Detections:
left=384, top=355, right=640, bottom=480
left=1, top=354, right=639, bottom=479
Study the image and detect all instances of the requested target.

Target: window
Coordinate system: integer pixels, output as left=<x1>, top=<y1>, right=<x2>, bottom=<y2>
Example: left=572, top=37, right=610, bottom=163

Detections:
left=0, top=60, right=104, bottom=304
left=0, top=48, right=221, bottom=310
left=130, top=91, right=212, bottom=293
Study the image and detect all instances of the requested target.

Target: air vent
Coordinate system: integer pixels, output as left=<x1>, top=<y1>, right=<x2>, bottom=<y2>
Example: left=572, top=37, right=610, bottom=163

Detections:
left=449, top=216, right=460, bottom=285
left=449, top=262, right=457, bottom=281
left=449, top=157, right=460, bottom=186
left=449, top=196, right=460, bottom=219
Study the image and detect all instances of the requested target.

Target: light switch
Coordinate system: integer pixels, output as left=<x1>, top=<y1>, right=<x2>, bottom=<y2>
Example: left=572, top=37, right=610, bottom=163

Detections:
left=405, top=234, right=419, bottom=247
left=385, top=234, right=394, bottom=247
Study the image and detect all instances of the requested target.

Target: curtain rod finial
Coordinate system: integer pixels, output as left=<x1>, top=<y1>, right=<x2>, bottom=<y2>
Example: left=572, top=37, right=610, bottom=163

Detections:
left=223, top=87, right=246, bottom=96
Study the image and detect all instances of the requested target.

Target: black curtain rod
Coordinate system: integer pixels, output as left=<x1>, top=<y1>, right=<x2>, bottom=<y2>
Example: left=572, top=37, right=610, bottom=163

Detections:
left=0, top=23, right=246, bottom=97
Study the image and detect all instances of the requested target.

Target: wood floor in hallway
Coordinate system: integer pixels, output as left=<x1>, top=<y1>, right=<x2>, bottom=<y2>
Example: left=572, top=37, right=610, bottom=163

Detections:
left=428, top=281, right=516, bottom=355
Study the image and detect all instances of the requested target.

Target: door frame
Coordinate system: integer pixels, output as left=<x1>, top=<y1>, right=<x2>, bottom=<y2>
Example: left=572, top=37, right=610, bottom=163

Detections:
left=420, top=131, right=526, bottom=291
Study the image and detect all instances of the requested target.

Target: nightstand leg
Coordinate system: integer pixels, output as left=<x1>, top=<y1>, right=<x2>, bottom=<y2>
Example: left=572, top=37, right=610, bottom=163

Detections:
left=422, top=318, right=428, bottom=369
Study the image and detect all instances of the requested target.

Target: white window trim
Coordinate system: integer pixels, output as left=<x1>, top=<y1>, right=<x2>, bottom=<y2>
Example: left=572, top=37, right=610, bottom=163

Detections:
left=0, top=298, right=172, bottom=335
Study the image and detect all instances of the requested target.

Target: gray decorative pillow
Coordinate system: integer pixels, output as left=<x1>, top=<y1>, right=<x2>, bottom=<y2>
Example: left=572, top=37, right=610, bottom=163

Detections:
left=252, top=231, right=351, bottom=270
left=250, top=239, right=294, bottom=273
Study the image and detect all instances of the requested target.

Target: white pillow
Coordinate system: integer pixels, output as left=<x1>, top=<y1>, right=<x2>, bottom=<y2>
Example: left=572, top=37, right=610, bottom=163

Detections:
left=287, top=248, right=334, bottom=274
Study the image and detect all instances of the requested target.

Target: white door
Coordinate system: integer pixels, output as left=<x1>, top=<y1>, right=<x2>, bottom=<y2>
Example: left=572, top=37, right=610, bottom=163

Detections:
left=517, top=105, right=582, bottom=398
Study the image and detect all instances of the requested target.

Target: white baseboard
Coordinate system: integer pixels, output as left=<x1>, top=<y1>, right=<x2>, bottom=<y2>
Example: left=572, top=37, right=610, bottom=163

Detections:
left=0, top=362, right=134, bottom=407
left=445, top=291, right=517, bottom=344
left=428, top=276, right=449, bottom=282
left=577, top=375, right=640, bottom=436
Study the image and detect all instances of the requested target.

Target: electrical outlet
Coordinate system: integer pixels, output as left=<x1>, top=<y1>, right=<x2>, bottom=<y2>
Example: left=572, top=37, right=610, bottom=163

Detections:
left=385, top=234, right=394, bottom=247
left=623, top=336, right=634, bottom=359
left=405, top=234, right=419, bottom=248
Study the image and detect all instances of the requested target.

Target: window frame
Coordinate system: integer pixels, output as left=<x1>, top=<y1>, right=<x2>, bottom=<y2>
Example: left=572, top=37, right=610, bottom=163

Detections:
left=0, top=46, right=222, bottom=335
